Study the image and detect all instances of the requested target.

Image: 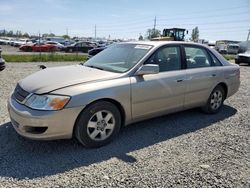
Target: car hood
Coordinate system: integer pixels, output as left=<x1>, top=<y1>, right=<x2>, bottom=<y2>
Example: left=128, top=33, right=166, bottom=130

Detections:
left=238, top=53, right=250, bottom=57
left=19, top=65, right=120, bottom=94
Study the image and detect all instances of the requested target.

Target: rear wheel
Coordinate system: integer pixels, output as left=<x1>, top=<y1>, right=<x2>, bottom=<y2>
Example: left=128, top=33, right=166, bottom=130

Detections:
left=27, top=47, right=32, bottom=52
left=74, top=101, right=121, bottom=148
left=202, top=85, right=225, bottom=114
left=49, top=47, right=56, bottom=52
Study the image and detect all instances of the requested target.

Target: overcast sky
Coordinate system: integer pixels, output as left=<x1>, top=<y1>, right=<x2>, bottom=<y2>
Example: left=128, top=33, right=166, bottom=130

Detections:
left=0, top=0, right=250, bottom=41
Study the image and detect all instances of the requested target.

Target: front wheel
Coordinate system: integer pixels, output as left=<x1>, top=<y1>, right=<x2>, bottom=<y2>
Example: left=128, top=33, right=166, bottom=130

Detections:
left=202, top=85, right=225, bottom=114
left=74, top=101, right=121, bottom=148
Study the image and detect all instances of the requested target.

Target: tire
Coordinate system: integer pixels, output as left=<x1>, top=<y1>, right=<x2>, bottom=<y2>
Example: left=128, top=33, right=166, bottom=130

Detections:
left=74, top=101, right=121, bottom=148
left=202, top=85, right=225, bottom=114
left=49, top=47, right=56, bottom=52
left=27, top=47, right=32, bottom=52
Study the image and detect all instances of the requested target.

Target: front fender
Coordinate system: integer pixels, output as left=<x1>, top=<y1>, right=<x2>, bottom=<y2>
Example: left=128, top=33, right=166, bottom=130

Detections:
left=51, top=77, right=132, bottom=124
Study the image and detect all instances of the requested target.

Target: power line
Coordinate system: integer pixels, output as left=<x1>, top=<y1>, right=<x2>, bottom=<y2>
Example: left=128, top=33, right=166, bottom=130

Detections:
left=158, top=11, right=250, bottom=22
left=157, top=19, right=250, bottom=28
left=84, top=19, right=250, bottom=32
left=156, top=5, right=249, bottom=17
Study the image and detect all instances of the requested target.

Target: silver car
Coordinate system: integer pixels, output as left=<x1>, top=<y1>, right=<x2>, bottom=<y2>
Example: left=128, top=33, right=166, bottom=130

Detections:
left=8, top=41, right=240, bottom=148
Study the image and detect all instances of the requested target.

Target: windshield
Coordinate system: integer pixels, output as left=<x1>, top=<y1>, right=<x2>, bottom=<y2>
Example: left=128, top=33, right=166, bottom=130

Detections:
left=84, top=43, right=152, bottom=73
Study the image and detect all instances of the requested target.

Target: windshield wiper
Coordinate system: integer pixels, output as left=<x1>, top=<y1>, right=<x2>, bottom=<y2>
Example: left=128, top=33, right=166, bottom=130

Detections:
left=85, top=65, right=104, bottom=70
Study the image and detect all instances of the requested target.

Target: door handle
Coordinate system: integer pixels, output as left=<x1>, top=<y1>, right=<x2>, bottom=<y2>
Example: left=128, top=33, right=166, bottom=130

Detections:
left=211, top=73, right=216, bottom=77
left=176, top=79, right=183, bottom=82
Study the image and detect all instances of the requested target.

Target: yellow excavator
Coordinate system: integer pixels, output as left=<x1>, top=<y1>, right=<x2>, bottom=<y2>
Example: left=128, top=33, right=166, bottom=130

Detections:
left=151, top=28, right=186, bottom=41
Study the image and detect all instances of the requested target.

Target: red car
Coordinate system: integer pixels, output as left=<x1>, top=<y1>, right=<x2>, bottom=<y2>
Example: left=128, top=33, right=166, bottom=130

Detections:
left=19, top=43, right=58, bottom=52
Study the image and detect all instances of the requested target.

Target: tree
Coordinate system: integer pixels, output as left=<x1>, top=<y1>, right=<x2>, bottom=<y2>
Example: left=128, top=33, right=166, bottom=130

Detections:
left=15, top=30, right=22, bottom=37
left=191, top=26, right=199, bottom=42
left=48, top=33, right=55, bottom=37
left=146, top=28, right=161, bottom=39
left=42, top=33, right=55, bottom=38
left=62, top=35, right=70, bottom=39
left=138, top=35, right=143, bottom=41
left=0, top=29, right=7, bottom=36
left=23, top=32, right=29, bottom=38
left=7, top=30, right=14, bottom=37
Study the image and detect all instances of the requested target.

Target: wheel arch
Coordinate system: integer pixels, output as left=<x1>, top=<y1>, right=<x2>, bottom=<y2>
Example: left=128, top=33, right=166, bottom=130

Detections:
left=73, top=98, right=126, bottom=136
left=216, top=82, right=228, bottom=98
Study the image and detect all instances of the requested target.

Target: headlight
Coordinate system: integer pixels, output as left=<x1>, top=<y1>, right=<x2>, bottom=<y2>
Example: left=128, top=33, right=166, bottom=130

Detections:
left=25, top=94, right=70, bottom=111
left=235, top=55, right=239, bottom=59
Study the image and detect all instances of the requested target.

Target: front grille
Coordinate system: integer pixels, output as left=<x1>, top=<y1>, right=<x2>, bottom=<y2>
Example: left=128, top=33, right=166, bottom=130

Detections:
left=13, top=84, right=30, bottom=103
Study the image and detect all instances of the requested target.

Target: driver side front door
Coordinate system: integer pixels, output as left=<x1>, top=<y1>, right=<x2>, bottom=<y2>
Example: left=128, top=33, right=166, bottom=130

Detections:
left=131, top=45, right=187, bottom=120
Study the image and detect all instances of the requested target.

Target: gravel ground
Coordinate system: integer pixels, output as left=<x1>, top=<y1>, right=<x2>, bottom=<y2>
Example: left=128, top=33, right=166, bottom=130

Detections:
left=0, top=62, right=249, bottom=188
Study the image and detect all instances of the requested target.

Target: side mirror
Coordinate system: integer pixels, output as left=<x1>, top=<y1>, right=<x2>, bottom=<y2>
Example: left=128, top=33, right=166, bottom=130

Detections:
left=135, top=64, right=159, bottom=75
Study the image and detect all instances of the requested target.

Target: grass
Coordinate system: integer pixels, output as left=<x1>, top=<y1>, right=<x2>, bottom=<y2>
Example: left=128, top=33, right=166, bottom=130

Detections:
left=2, top=52, right=235, bottom=62
left=2, top=53, right=87, bottom=62
left=222, top=54, right=236, bottom=61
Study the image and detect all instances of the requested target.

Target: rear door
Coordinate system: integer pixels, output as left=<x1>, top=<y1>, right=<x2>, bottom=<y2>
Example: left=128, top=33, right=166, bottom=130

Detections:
left=183, top=45, right=218, bottom=108
left=131, top=45, right=187, bottom=119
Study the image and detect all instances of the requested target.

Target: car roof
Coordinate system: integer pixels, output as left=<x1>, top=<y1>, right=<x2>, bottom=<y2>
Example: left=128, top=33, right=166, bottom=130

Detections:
left=123, top=41, right=208, bottom=48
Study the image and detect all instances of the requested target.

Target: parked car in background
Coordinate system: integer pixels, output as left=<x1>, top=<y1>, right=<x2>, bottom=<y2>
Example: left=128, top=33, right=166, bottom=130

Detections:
left=235, top=49, right=250, bottom=65
left=208, top=41, right=216, bottom=49
left=0, top=38, right=9, bottom=45
left=64, top=40, right=75, bottom=46
left=8, top=41, right=240, bottom=148
left=64, top=41, right=97, bottom=53
left=87, top=46, right=107, bottom=59
left=19, top=42, right=58, bottom=52
left=0, top=37, right=11, bottom=45
left=13, top=39, right=32, bottom=47
left=45, top=37, right=65, bottom=45
left=0, top=48, right=6, bottom=71
left=46, top=41, right=65, bottom=51
left=218, top=45, right=227, bottom=54
left=227, top=44, right=239, bottom=54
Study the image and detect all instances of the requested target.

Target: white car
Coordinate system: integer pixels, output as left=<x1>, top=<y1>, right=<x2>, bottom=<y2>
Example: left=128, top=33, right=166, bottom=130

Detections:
left=235, top=49, right=250, bottom=65
left=46, top=41, right=65, bottom=50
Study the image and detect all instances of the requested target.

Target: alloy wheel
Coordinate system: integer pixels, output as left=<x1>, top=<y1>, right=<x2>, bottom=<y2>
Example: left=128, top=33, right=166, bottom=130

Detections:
left=86, top=110, right=115, bottom=141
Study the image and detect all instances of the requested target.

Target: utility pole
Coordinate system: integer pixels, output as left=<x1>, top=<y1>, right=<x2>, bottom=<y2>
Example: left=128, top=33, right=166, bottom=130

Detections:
left=39, top=31, right=41, bottom=60
left=94, top=24, right=96, bottom=40
left=153, top=16, right=156, bottom=36
left=247, top=29, right=250, bottom=41
left=66, top=28, right=68, bottom=36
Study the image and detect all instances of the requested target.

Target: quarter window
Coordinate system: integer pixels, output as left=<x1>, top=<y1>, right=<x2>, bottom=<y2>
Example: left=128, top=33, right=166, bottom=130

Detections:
left=210, top=52, right=222, bottom=66
left=184, top=46, right=212, bottom=68
left=146, top=46, right=181, bottom=72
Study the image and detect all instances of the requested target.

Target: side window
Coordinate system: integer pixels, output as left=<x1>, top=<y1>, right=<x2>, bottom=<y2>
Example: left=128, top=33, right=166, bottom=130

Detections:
left=145, top=46, right=181, bottom=72
left=209, top=52, right=222, bottom=66
left=184, top=46, right=212, bottom=69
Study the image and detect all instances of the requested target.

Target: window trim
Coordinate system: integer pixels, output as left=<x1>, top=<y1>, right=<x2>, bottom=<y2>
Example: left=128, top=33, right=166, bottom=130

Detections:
left=181, top=44, right=214, bottom=69
left=143, top=44, right=184, bottom=72
left=207, top=50, right=223, bottom=66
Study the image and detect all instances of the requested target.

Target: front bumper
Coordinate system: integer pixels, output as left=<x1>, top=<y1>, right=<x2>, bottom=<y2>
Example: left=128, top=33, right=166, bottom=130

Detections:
left=235, top=56, right=250, bottom=63
left=8, top=95, right=84, bottom=140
